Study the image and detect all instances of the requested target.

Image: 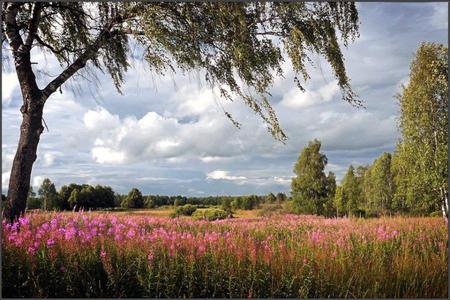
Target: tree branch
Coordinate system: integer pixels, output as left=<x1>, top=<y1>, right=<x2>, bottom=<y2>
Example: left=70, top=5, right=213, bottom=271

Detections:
left=4, top=3, right=24, bottom=52
left=41, top=16, right=123, bottom=101
left=24, top=2, right=42, bottom=47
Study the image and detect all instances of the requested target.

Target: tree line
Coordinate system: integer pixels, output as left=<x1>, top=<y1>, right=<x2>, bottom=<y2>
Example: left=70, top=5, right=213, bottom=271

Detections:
left=1, top=180, right=288, bottom=212
left=291, top=43, right=448, bottom=218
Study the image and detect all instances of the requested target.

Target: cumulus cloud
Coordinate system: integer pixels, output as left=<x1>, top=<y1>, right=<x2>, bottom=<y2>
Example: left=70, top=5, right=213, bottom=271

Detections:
left=82, top=106, right=251, bottom=164
left=206, top=170, right=247, bottom=181
left=280, top=80, right=340, bottom=109
left=41, top=152, right=60, bottom=167
left=32, top=176, right=44, bottom=188
left=2, top=72, right=19, bottom=106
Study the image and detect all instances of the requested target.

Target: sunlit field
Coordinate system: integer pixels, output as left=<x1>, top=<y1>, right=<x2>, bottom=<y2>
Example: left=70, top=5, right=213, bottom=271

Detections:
left=2, top=212, right=447, bottom=298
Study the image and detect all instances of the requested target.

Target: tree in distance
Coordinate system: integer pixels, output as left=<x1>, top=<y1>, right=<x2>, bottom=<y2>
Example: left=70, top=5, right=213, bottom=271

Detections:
left=291, top=139, right=332, bottom=216
left=122, top=188, right=144, bottom=209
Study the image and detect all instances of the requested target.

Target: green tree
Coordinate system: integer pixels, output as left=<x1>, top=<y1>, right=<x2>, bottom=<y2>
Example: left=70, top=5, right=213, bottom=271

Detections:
left=334, top=185, right=344, bottom=217
left=144, top=195, right=156, bottom=208
left=394, top=43, right=448, bottom=217
left=391, top=152, right=409, bottom=213
left=122, top=188, right=144, bottom=209
left=38, top=178, right=59, bottom=210
left=365, top=153, right=394, bottom=214
left=291, top=139, right=329, bottom=215
left=231, top=197, right=242, bottom=210
left=276, top=192, right=287, bottom=203
left=341, top=166, right=362, bottom=216
left=60, top=183, right=82, bottom=210
left=93, top=185, right=116, bottom=208
left=3, top=2, right=360, bottom=221
left=68, top=189, right=80, bottom=210
left=221, top=197, right=233, bottom=214
left=323, top=171, right=337, bottom=217
left=266, top=193, right=277, bottom=203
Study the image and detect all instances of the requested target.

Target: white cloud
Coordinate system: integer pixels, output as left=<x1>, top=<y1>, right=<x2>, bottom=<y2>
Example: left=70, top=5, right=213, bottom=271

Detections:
left=2, top=172, right=10, bottom=190
left=171, top=86, right=220, bottom=117
left=82, top=107, right=248, bottom=164
left=42, top=152, right=58, bottom=167
left=206, top=170, right=247, bottom=181
left=274, top=176, right=291, bottom=185
left=84, top=107, right=120, bottom=130
left=2, top=73, right=19, bottom=106
left=2, top=153, right=14, bottom=173
left=91, top=147, right=126, bottom=164
left=32, top=176, right=44, bottom=188
left=201, top=156, right=228, bottom=163
left=280, top=80, right=339, bottom=109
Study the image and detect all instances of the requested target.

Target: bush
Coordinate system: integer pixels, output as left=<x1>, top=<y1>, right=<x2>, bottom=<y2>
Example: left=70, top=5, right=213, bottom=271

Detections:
left=192, top=208, right=229, bottom=221
left=429, top=211, right=443, bottom=217
left=170, top=204, right=197, bottom=217
left=257, top=203, right=283, bottom=217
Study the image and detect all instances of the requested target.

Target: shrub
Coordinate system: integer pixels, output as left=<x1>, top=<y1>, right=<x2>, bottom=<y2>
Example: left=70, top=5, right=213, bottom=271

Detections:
left=257, top=203, right=284, bottom=217
left=170, top=204, right=197, bottom=217
left=429, top=211, right=443, bottom=217
left=192, top=208, right=229, bottom=221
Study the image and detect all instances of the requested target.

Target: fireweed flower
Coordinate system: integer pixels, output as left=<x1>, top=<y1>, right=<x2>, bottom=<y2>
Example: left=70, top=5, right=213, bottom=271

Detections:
left=2, top=211, right=446, bottom=298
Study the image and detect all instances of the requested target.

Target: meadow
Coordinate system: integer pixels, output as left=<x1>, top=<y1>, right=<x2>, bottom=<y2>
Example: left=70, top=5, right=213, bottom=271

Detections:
left=2, top=211, right=447, bottom=298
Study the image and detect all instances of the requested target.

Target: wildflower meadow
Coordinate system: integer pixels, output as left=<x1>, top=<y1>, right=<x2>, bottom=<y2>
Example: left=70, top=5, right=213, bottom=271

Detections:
left=2, top=212, right=447, bottom=298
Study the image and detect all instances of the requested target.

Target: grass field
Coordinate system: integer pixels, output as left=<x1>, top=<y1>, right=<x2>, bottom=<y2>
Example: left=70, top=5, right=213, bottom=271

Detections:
left=56, top=207, right=261, bottom=219
left=2, top=211, right=448, bottom=298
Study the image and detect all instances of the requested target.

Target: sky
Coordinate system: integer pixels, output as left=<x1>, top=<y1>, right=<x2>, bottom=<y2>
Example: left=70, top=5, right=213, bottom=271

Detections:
left=1, top=2, right=448, bottom=196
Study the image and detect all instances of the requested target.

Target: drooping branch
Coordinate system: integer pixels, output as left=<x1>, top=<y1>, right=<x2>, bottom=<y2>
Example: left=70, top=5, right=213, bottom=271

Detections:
left=41, top=16, right=126, bottom=101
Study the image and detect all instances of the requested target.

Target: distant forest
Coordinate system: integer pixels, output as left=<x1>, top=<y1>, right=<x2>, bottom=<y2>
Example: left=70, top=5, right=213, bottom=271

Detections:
left=2, top=180, right=287, bottom=213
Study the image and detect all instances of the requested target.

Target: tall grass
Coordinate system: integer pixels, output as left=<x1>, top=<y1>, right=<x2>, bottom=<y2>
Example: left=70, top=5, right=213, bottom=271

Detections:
left=2, top=212, right=447, bottom=298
